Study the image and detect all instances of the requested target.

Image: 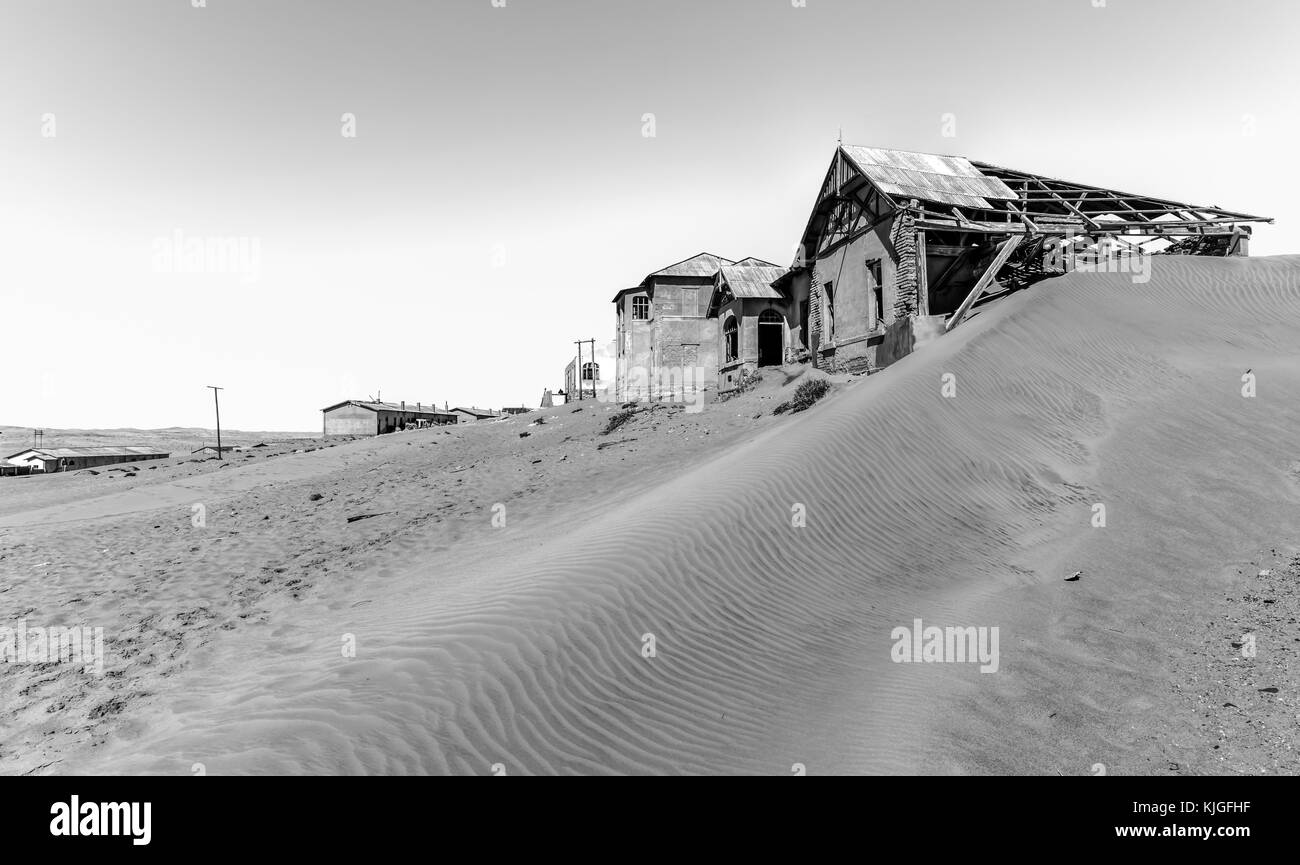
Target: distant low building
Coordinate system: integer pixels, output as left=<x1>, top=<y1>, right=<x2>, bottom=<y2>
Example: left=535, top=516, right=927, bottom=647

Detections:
left=450, top=407, right=500, bottom=424
left=192, top=445, right=243, bottom=456
left=500, top=406, right=531, bottom=416
left=321, top=400, right=458, bottom=436
left=4, top=446, right=170, bottom=473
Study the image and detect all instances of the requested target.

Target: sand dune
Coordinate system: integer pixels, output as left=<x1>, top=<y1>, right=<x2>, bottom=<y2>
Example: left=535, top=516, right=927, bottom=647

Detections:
left=5, top=255, right=1299, bottom=775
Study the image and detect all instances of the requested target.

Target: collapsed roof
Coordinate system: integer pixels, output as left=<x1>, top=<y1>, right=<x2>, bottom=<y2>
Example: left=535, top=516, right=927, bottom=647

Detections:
left=797, top=144, right=1272, bottom=262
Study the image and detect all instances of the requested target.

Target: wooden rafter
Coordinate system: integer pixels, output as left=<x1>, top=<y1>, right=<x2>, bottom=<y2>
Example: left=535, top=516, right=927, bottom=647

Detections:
left=944, top=236, right=1024, bottom=332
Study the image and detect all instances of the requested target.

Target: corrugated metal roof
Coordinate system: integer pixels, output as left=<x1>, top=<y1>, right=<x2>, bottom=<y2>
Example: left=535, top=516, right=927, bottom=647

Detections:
left=733, top=256, right=780, bottom=267
left=646, top=252, right=735, bottom=280
left=718, top=265, right=787, bottom=299
left=840, top=145, right=1018, bottom=208
left=452, top=407, right=500, bottom=418
left=7, top=446, right=171, bottom=460
left=321, top=400, right=456, bottom=416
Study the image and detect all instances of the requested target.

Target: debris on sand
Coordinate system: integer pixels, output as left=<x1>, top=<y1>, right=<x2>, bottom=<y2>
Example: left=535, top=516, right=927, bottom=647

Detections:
left=346, top=512, right=393, bottom=523
left=603, top=408, right=640, bottom=435
left=309, top=493, right=324, bottom=502
left=1064, top=571, right=1082, bottom=582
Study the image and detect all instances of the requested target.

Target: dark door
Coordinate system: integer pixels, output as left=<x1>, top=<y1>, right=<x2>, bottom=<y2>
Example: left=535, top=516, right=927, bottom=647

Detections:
left=758, top=310, right=784, bottom=366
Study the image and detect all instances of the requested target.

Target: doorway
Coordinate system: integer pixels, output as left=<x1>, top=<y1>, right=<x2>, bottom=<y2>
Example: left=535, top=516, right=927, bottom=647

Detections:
left=758, top=309, right=784, bottom=366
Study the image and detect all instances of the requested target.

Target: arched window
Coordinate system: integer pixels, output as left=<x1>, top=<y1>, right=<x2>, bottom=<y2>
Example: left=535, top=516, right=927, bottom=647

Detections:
left=723, top=315, right=738, bottom=362
left=632, top=296, right=650, bottom=320
left=582, top=362, right=599, bottom=381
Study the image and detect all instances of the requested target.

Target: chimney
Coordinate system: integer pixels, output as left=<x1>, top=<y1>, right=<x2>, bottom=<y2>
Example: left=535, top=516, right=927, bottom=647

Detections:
left=401, top=400, right=406, bottom=411
left=417, top=402, right=422, bottom=412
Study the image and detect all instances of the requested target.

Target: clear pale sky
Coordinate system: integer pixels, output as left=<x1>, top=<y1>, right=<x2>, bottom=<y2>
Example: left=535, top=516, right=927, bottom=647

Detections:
left=2, top=0, right=1295, bottom=431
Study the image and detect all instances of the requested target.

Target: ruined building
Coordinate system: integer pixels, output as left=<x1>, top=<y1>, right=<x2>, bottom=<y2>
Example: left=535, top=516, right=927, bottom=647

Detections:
left=612, top=145, right=1271, bottom=399
left=784, top=145, right=1272, bottom=376
left=613, top=253, right=779, bottom=401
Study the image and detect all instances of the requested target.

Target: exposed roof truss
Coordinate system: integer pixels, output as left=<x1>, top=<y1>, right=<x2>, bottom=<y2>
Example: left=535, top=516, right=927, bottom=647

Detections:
left=794, top=146, right=1272, bottom=266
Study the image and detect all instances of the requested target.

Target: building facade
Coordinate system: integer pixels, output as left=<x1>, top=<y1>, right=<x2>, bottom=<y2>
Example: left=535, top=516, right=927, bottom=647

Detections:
left=4, top=446, right=170, bottom=472
left=710, top=263, right=791, bottom=391
left=450, top=407, right=500, bottom=423
left=787, top=144, right=1270, bottom=376
left=613, top=253, right=779, bottom=402
left=321, top=400, right=458, bottom=436
left=607, top=145, right=1270, bottom=400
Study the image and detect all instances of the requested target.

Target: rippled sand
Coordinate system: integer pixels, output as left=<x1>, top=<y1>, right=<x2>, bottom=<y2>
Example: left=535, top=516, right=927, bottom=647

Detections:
left=4, top=255, right=1299, bottom=775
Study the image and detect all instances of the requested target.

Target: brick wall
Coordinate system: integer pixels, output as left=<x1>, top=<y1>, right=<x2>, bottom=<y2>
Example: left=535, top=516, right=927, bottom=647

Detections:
left=809, top=270, right=823, bottom=368
left=890, top=208, right=918, bottom=318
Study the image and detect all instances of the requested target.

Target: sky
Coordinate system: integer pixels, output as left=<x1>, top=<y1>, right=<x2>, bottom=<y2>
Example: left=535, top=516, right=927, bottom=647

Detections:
left=1, top=0, right=1296, bottom=432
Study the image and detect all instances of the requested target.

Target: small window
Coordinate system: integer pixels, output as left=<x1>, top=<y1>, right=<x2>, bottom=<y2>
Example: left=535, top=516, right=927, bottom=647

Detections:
left=824, top=282, right=836, bottom=341
left=632, top=296, right=650, bottom=320
left=582, top=362, right=599, bottom=382
left=867, top=259, right=883, bottom=325
left=723, top=316, right=738, bottom=362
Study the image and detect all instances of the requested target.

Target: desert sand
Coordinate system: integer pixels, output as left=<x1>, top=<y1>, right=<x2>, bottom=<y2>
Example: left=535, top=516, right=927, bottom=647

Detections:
left=2, top=255, right=1298, bottom=775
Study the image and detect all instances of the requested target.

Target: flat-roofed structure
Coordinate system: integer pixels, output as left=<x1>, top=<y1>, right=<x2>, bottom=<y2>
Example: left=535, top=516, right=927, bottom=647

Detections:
left=4, top=446, right=170, bottom=473
left=321, top=400, right=458, bottom=436
left=450, top=406, right=501, bottom=424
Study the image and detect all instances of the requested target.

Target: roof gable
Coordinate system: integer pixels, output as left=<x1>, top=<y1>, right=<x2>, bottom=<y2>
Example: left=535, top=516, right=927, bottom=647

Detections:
left=644, top=252, right=734, bottom=281
left=717, top=265, right=787, bottom=299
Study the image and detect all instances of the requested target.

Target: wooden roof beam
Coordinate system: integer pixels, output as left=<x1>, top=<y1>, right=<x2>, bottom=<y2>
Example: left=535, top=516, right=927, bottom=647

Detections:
left=1002, top=201, right=1040, bottom=232
left=944, top=235, right=1024, bottom=333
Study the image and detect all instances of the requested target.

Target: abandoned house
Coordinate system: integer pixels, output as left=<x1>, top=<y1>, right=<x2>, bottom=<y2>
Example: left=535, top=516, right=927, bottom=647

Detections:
left=777, top=144, right=1273, bottom=378
left=709, top=263, right=791, bottom=391
left=4, top=446, right=170, bottom=473
left=612, top=253, right=780, bottom=401
left=321, top=400, right=458, bottom=436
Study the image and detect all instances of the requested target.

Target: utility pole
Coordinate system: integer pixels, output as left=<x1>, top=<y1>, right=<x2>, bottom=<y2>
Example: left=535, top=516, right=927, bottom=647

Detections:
left=584, top=339, right=596, bottom=399
left=573, top=338, right=596, bottom=400
left=573, top=340, right=584, bottom=401
left=207, top=386, right=224, bottom=457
